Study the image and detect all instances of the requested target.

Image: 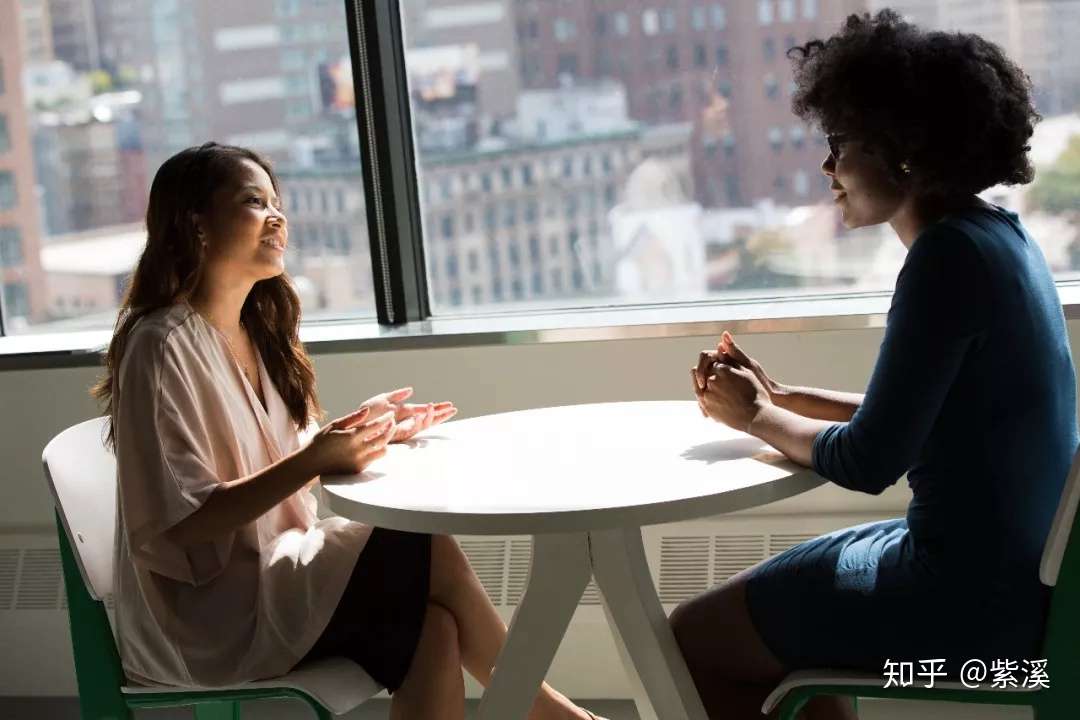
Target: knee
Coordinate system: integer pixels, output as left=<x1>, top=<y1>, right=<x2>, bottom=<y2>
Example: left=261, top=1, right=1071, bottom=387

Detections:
left=421, top=602, right=460, bottom=656
left=429, top=534, right=471, bottom=597
left=668, top=597, right=700, bottom=648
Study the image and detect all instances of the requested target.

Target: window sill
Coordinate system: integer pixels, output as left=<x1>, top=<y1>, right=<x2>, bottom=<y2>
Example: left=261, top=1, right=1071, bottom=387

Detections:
left=4, top=283, right=1080, bottom=371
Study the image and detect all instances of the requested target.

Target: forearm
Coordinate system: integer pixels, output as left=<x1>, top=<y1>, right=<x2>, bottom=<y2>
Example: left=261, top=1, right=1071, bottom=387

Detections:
left=165, top=446, right=320, bottom=547
left=772, top=383, right=864, bottom=422
left=747, top=402, right=836, bottom=468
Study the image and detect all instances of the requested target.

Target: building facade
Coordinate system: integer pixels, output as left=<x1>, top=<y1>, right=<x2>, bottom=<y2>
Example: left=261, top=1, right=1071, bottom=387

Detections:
left=0, top=1, right=47, bottom=328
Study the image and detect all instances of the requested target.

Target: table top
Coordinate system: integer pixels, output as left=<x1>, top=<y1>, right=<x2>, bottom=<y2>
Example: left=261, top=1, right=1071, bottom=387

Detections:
left=320, top=400, right=826, bottom=535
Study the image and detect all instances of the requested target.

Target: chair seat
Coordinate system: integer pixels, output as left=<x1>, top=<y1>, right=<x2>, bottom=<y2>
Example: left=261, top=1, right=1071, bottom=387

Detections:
left=761, top=668, right=1042, bottom=715
left=120, top=656, right=383, bottom=716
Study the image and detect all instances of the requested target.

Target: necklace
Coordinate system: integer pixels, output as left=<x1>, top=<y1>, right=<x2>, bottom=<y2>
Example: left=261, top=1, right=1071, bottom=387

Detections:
left=222, top=329, right=260, bottom=392
left=188, top=303, right=260, bottom=392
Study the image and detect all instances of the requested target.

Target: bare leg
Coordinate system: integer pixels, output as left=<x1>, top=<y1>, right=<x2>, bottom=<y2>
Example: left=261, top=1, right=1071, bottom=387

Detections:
left=670, top=566, right=859, bottom=720
left=389, top=602, right=465, bottom=720
left=428, top=533, right=594, bottom=720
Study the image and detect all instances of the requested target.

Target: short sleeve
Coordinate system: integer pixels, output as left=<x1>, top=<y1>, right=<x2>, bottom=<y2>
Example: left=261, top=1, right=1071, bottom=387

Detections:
left=115, top=327, right=232, bottom=587
left=811, top=225, right=993, bottom=493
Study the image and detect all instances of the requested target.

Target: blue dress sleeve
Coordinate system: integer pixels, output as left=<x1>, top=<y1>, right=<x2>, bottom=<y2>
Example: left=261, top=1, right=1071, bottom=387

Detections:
left=811, top=226, right=993, bottom=494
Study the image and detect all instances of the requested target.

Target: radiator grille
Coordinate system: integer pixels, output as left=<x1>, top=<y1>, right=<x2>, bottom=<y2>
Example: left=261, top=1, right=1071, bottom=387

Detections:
left=0, top=531, right=827, bottom=611
left=658, top=536, right=710, bottom=604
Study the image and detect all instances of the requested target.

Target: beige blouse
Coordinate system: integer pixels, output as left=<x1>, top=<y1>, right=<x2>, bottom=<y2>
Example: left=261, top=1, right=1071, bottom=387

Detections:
left=112, top=302, right=372, bottom=687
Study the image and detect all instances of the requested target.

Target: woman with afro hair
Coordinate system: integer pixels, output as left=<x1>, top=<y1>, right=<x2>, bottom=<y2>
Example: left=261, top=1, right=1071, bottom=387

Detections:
left=671, top=9, right=1078, bottom=719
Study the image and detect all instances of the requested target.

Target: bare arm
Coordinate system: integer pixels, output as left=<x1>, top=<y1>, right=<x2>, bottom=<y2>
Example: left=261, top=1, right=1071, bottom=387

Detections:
left=747, top=402, right=835, bottom=468
left=771, top=383, right=864, bottom=423
left=699, top=338, right=862, bottom=423
left=164, top=444, right=319, bottom=547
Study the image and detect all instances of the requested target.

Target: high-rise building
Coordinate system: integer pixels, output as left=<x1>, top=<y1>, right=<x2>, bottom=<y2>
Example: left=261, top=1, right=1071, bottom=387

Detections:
left=401, top=0, right=521, bottom=132
left=0, top=2, right=48, bottom=328
left=92, top=0, right=357, bottom=177
left=32, top=92, right=146, bottom=235
left=879, top=0, right=1080, bottom=116
left=17, top=0, right=55, bottom=65
left=47, top=0, right=99, bottom=72
left=513, top=0, right=866, bottom=209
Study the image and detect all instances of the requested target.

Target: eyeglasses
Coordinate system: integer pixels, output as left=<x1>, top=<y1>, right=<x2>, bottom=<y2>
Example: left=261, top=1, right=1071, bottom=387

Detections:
left=826, top=133, right=850, bottom=159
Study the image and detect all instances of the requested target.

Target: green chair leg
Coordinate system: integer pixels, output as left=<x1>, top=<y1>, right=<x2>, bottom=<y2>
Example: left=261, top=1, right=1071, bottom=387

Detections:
left=193, top=700, right=241, bottom=720
left=777, top=691, right=860, bottom=720
left=777, top=688, right=814, bottom=720
left=302, top=696, right=335, bottom=720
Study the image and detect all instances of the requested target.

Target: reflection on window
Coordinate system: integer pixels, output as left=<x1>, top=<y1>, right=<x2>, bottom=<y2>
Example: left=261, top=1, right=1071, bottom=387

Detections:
left=0, top=226, right=22, bottom=266
left=642, top=10, right=660, bottom=37
left=0, top=172, right=15, bottom=210
left=758, top=0, right=774, bottom=26
left=711, top=5, right=727, bottom=30
left=779, top=0, right=797, bottom=23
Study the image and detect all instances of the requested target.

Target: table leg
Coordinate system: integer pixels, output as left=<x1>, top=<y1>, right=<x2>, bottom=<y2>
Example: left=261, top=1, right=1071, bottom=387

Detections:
left=478, top=532, right=592, bottom=720
left=589, top=527, right=708, bottom=720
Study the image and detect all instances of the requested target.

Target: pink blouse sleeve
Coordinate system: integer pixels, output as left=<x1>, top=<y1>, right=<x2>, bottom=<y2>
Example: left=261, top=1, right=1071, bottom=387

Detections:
left=115, top=327, right=233, bottom=587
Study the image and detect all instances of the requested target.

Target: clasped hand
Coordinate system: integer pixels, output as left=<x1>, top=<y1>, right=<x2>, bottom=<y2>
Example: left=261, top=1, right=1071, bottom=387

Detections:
left=691, top=331, right=773, bottom=433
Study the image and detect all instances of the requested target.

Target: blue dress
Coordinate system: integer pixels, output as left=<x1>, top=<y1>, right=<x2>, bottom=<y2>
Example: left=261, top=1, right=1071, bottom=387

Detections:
left=744, top=203, right=1079, bottom=678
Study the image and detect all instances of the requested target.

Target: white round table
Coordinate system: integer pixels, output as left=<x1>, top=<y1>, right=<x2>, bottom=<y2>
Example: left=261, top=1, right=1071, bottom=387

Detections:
left=321, top=401, right=826, bottom=720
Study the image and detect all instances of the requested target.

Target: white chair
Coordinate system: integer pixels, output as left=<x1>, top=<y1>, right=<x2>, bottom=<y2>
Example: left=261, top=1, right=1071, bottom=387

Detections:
left=42, top=416, right=382, bottom=719
left=761, top=444, right=1080, bottom=719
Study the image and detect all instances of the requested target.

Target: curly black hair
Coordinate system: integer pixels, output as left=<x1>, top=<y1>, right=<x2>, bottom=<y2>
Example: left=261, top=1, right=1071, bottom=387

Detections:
left=787, top=8, right=1041, bottom=199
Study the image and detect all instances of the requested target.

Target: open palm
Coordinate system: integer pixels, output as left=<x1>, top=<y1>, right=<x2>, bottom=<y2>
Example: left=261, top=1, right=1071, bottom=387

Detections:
left=359, top=387, right=457, bottom=443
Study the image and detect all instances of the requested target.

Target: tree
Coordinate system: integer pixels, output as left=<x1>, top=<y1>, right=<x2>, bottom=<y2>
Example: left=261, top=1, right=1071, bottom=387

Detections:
left=1028, top=135, right=1080, bottom=217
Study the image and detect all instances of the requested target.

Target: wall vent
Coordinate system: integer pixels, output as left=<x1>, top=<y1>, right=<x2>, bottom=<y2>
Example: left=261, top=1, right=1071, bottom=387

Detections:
left=15, top=548, right=62, bottom=610
left=0, top=531, right=838, bottom=613
left=0, top=548, right=19, bottom=610
left=658, top=536, right=710, bottom=604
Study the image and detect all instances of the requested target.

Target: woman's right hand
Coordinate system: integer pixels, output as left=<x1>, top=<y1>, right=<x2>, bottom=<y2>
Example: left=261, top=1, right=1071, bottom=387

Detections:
left=695, top=331, right=783, bottom=406
left=304, top=407, right=397, bottom=476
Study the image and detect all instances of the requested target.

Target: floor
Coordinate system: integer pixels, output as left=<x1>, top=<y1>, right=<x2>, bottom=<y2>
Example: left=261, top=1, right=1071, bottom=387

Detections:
left=0, top=697, right=1036, bottom=719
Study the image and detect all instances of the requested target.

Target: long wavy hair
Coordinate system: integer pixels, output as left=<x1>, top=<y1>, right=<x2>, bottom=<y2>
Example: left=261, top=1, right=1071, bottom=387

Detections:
left=91, top=142, right=324, bottom=449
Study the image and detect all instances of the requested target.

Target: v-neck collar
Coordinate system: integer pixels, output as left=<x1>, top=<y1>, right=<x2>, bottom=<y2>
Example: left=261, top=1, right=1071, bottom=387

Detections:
left=183, top=301, right=285, bottom=462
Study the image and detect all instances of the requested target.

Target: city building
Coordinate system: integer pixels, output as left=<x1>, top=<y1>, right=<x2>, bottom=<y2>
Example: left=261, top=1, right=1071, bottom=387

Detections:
left=401, top=0, right=521, bottom=132
left=46, top=0, right=100, bottom=72
left=0, top=1, right=47, bottom=328
left=32, top=90, right=146, bottom=235
left=16, top=0, right=55, bottom=66
left=880, top=0, right=1080, bottom=116
left=512, top=0, right=865, bottom=208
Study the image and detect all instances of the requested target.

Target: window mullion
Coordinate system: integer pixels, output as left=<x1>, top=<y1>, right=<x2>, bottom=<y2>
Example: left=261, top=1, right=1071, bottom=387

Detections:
left=345, top=0, right=429, bottom=325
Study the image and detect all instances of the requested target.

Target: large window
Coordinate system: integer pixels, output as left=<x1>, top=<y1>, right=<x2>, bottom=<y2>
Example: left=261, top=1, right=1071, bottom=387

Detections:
left=0, top=0, right=374, bottom=334
left=1, top=1, right=1079, bottom=336
left=397, top=0, right=1080, bottom=315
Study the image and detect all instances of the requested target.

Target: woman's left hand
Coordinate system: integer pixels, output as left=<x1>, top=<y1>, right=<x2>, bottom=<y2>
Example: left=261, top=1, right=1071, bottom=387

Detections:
left=359, top=387, right=458, bottom=443
left=690, top=361, right=771, bottom=434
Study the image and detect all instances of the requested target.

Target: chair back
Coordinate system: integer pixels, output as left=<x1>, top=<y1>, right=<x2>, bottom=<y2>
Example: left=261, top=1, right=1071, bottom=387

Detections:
left=1038, top=443, right=1080, bottom=684
left=42, top=416, right=116, bottom=601
left=42, top=416, right=130, bottom=712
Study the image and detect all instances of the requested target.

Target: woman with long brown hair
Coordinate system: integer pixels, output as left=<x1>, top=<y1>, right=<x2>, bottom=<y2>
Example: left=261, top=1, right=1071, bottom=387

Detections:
left=93, top=142, right=606, bottom=719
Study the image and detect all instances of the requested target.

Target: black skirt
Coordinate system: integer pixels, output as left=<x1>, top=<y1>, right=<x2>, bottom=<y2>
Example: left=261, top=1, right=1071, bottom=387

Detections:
left=298, top=527, right=433, bottom=692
